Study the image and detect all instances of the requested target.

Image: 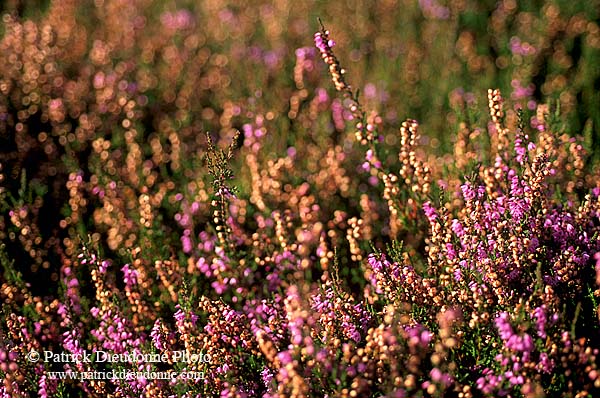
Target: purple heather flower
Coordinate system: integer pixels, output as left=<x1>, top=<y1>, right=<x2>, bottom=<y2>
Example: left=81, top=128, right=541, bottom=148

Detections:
left=37, top=374, right=49, bottom=398
left=276, top=351, right=293, bottom=366
left=121, top=264, right=138, bottom=286
left=511, top=79, right=535, bottom=101
left=538, top=352, right=554, bottom=373
left=151, top=319, right=166, bottom=351
left=445, top=242, right=457, bottom=259
left=99, top=260, right=110, bottom=273
left=406, top=325, right=432, bottom=348
left=494, top=312, right=513, bottom=341
left=422, top=201, right=438, bottom=223
left=461, top=182, right=477, bottom=201
left=514, top=137, right=527, bottom=164
left=450, top=218, right=465, bottom=237
left=532, top=306, right=548, bottom=338
left=313, top=32, right=328, bottom=53
left=181, top=233, right=192, bottom=254
left=174, top=305, right=186, bottom=323
left=261, top=367, right=274, bottom=388
left=196, top=257, right=210, bottom=276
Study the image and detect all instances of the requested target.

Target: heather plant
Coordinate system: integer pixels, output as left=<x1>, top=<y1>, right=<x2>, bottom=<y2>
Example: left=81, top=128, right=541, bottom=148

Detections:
left=313, top=23, right=600, bottom=397
left=0, top=1, right=600, bottom=398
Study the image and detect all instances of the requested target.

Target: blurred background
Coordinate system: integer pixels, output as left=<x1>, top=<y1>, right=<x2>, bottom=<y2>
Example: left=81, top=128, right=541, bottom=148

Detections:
left=2, top=0, right=599, bottom=152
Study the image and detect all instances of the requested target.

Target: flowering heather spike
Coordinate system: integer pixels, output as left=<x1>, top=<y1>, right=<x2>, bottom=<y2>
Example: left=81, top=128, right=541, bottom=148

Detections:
left=205, top=132, right=239, bottom=253
left=314, top=22, right=379, bottom=145
left=399, top=119, right=431, bottom=197
left=314, top=28, right=348, bottom=92
left=488, top=88, right=510, bottom=157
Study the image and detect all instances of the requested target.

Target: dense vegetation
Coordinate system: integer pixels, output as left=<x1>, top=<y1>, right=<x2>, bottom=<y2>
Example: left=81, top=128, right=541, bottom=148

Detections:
left=1, top=1, right=600, bottom=397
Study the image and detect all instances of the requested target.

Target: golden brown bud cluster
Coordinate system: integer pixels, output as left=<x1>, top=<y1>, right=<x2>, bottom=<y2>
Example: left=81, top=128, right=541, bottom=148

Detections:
left=399, top=119, right=431, bottom=197
left=488, top=88, right=510, bottom=155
